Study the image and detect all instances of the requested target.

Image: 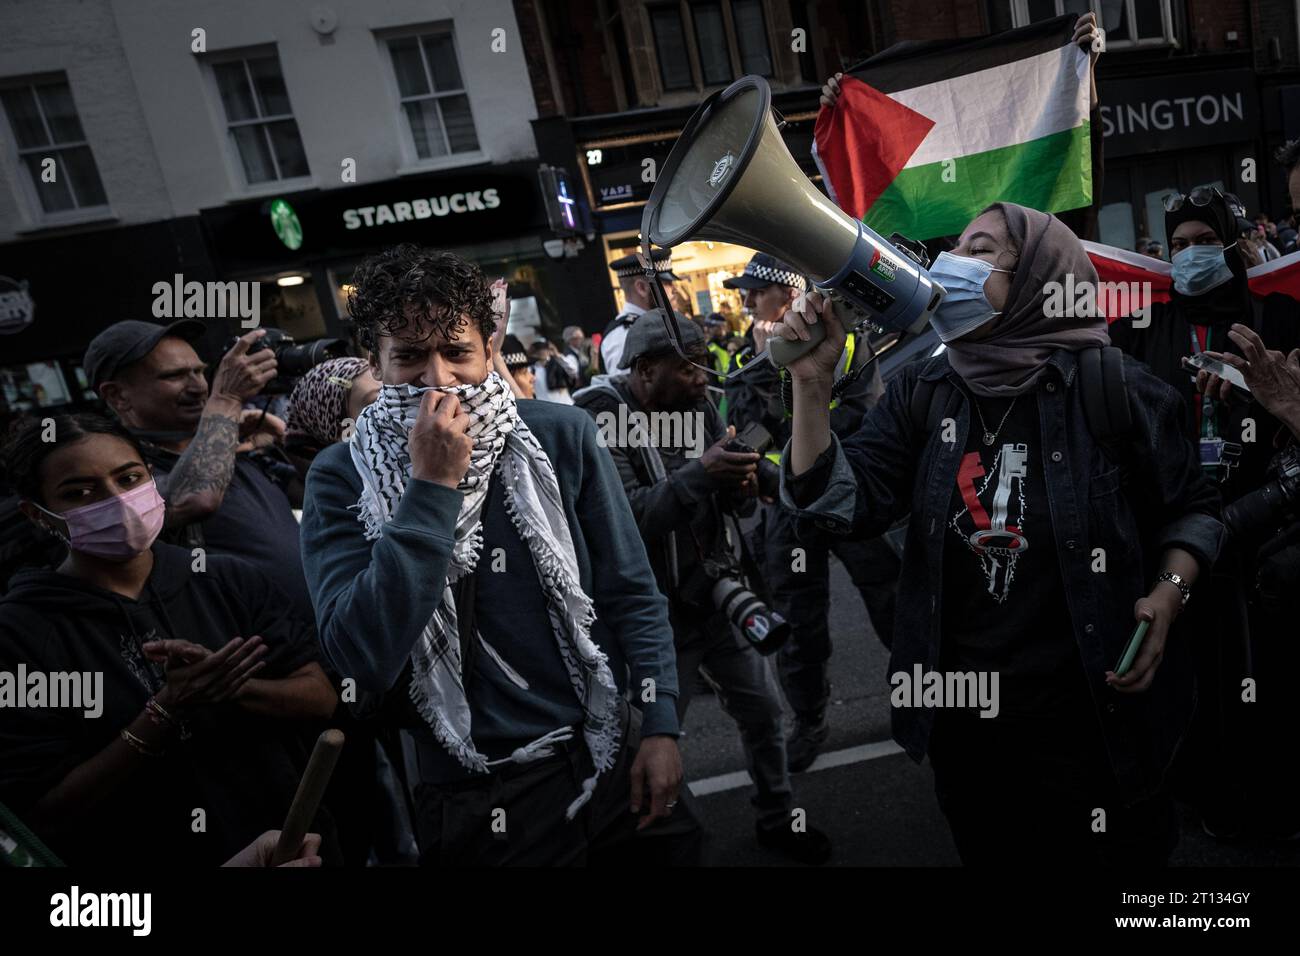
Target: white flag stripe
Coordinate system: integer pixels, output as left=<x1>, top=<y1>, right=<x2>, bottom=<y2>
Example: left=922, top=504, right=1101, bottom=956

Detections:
left=1080, top=239, right=1172, bottom=277
left=893, top=43, right=1090, bottom=168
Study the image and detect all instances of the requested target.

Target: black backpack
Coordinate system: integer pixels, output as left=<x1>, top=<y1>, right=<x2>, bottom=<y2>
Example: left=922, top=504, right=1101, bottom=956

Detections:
left=907, top=345, right=1135, bottom=466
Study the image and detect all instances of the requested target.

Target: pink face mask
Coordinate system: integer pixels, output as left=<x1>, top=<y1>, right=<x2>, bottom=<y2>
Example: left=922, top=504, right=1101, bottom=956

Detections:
left=35, top=480, right=166, bottom=561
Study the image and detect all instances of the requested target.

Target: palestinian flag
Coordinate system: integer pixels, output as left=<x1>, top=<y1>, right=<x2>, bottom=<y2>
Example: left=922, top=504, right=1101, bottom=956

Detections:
left=1084, top=242, right=1300, bottom=322
left=814, top=14, right=1092, bottom=241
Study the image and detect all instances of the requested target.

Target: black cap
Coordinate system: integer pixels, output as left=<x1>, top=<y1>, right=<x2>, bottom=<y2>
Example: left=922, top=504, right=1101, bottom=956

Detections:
left=500, top=334, right=530, bottom=372
left=609, top=249, right=680, bottom=281
left=722, top=252, right=807, bottom=291
left=618, top=309, right=703, bottom=369
left=84, top=319, right=207, bottom=389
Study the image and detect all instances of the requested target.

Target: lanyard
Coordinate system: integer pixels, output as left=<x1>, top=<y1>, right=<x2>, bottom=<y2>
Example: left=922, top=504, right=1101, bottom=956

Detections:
left=1189, top=324, right=1216, bottom=439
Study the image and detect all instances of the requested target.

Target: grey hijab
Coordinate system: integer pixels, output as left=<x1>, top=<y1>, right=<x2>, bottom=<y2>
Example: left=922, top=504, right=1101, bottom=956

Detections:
left=945, top=202, right=1110, bottom=397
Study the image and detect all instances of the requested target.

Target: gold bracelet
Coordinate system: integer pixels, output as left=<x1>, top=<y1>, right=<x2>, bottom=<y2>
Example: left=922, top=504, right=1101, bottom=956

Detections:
left=120, top=727, right=164, bottom=757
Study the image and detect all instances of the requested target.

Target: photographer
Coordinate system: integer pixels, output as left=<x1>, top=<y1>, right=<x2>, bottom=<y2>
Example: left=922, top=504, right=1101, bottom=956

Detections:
left=574, top=311, right=831, bottom=865
left=87, top=320, right=313, bottom=623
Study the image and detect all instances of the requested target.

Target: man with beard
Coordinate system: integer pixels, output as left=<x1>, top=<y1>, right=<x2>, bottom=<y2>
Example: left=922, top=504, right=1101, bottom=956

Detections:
left=300, top=245, right=700, bottom=866
left=87, top=320, right=312, bottom=622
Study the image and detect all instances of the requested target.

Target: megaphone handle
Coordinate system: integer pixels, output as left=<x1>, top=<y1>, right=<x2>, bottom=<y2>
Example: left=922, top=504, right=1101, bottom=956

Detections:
left=768, top=313, right=829, bottom=367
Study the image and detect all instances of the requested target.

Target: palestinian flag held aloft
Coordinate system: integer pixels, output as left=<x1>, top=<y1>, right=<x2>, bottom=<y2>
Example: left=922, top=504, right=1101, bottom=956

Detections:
left=814, top=14, right=1092, bottom=242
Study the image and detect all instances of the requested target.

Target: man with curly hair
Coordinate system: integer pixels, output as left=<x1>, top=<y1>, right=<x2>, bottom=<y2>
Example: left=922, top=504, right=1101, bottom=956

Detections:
left=300, top=245, right=701, bottom=866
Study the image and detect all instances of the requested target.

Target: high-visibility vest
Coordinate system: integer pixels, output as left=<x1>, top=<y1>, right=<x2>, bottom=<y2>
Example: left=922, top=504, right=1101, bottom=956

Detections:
left=765, top=332, right=858, bottom=464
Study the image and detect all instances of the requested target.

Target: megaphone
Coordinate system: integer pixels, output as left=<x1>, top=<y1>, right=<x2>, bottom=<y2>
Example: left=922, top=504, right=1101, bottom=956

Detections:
left=642, top=75, right=945, bottom=367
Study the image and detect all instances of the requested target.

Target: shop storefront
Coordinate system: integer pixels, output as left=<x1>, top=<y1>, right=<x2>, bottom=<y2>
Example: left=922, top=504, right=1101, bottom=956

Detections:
left=1096, top=65, right=1261, bottom=255
left=571, top=94, right=823, bottom=322
left=0, top=218, right=217, bottom=416
left=198, top=161, right=579, bottom=349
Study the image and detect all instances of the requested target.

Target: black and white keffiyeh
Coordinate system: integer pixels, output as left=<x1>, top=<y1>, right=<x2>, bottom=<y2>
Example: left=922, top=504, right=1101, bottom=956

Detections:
left=349, top=372, right=620, bottom=818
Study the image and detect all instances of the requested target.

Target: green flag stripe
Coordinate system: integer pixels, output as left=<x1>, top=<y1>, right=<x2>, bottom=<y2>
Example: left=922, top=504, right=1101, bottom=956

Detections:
left=864, top=122, right=1092, bottom=241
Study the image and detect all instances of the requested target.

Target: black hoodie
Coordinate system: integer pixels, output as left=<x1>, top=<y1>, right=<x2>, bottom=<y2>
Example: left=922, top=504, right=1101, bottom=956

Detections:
left=0, top=543, right=323, bottom=866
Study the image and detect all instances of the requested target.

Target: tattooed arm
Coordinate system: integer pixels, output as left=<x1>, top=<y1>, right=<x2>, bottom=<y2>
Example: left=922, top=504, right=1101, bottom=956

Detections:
left=161, top=408, right=241, bottom=527
left=161, top=331, right=277, bottom=527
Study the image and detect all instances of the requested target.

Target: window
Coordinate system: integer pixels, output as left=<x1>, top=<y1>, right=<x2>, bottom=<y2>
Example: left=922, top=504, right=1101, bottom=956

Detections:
left=645, top=1, right=775, bottom=93
left=211, top=54, right=309, bottom=184
left=693, top=3, right=732, bottom=85
left=650, top=5, right=694, bottom=90
left=733, top=0, right=773, bottom=76
left=994, top=0, right=1173, bottom=48
left=1, top=75, right=107, bottom=215
left=387, top=31, right=480, bottom=160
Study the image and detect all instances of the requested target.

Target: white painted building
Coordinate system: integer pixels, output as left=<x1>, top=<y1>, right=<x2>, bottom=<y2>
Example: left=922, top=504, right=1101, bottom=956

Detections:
left=0, top=0, right=540, bottom=240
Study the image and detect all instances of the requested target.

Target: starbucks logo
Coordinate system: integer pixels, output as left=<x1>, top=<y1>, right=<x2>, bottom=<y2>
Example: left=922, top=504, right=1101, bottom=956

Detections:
left=269, top=198, right=303, bottom=251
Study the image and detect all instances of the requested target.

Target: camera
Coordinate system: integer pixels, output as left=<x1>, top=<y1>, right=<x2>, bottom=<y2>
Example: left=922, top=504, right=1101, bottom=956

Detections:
left=220, top=327, right=348, bottom=394
left=700, top=551, right=789, bottom=656
left=711, top=577, right=791, bottom=656
left=1223, top=445, right=1300, bottom=540
left=725, top=421, right=780, bottom=499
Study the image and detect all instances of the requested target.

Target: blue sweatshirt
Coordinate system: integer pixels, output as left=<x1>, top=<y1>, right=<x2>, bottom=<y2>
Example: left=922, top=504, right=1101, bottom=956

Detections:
left=299, top=399, right=680, bottom=782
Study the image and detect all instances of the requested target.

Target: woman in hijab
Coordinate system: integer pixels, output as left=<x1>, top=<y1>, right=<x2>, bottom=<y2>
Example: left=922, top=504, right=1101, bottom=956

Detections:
left=1109, top=189, right=1300, bottom=840
left=776, top=203, right=1223, bottom=866
left=283, top=356, right=380, bottom=480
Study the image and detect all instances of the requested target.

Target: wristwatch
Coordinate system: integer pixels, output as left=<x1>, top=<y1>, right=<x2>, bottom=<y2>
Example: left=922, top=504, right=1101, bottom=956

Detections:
left=1155, top=571, right=1191, bottom=608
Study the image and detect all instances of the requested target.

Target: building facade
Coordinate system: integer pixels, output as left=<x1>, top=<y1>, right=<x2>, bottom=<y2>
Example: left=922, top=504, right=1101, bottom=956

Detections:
left=0, top=0, right=582, bottom=415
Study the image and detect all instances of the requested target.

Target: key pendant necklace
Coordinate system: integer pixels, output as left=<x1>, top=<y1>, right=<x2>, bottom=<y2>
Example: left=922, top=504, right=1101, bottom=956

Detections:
left=973, top=397, right=1018, bottom=446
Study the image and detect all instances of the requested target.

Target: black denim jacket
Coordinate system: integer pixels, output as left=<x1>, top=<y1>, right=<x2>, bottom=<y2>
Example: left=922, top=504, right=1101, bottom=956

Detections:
left=780, top=349, right=1225, bottom=803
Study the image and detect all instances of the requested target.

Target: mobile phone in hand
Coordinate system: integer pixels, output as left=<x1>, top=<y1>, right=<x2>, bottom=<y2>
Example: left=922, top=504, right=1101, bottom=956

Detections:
left=1114, top=619, right=1149, bottom=677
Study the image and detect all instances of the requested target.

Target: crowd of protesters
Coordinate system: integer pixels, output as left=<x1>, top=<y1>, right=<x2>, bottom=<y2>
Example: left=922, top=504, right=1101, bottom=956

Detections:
left=3, top=12, right=1300, bottom=868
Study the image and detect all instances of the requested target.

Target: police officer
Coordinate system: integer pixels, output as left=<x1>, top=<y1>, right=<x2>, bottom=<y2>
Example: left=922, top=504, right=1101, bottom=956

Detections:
left=724, top=253, right=902, bottom=772
left=602, top=249, right=680, bottom=374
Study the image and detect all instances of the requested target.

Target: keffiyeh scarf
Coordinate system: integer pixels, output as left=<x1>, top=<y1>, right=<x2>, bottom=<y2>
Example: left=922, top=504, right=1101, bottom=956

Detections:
left=349, top=372, right=620, bottom=818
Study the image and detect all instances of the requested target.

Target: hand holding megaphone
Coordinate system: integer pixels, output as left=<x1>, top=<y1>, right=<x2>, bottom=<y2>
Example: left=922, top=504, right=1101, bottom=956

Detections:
left=773, top=290, right=848, bottom=384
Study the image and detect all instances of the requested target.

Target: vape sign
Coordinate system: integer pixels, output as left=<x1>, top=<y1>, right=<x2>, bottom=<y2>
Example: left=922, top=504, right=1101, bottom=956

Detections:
left=0, top=275, right=35, bottom=334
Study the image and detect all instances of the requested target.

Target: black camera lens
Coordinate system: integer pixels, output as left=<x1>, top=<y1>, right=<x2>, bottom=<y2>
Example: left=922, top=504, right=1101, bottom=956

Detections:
left=712, top=578, right=790, bottom=656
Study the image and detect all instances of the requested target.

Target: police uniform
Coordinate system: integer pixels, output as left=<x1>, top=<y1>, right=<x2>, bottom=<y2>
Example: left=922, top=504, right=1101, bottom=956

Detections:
left=602, top=251, right=679, bottom=374
left=724, top=253, right=900, bottom=770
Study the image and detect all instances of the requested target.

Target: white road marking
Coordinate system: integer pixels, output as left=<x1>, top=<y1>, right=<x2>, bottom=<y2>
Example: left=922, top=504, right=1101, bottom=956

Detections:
left=686, top=739, right=906, bottom=797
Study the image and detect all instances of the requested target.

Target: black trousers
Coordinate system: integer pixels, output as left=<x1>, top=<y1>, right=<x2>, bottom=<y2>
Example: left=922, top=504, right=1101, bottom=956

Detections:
left=757, top=503, right=901, bottom=718
left=927, top=710, right=1177, bottom=867
left=412, top=701, right=703, bottom=866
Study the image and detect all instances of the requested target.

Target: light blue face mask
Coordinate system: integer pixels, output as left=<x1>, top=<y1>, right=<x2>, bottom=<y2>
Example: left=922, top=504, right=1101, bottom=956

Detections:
left=1171, top=243, right=1234, bottom=296
left=928, top=251, right=1013, bottom=343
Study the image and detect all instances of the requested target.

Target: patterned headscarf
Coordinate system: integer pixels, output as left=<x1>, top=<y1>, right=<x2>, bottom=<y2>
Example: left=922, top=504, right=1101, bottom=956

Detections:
left=285, top=357, right=372, bottom=446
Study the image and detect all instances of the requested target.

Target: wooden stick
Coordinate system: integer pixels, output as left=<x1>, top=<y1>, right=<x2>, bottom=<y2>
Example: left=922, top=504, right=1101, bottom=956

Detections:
left=271, top=728, right=344, bottom=867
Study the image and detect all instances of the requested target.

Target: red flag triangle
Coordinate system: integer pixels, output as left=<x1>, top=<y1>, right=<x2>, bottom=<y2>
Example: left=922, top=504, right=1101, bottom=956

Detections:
left=814, top=77, right=934, bottom=220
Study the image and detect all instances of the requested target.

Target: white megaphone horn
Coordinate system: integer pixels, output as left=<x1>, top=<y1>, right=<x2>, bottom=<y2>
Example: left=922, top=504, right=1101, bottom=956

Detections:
left=641, top=75, right=945, bottom=367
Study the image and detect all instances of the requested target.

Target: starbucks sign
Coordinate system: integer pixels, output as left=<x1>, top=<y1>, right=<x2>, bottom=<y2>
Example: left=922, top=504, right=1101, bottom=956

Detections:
left=269, top=198, right=303, bottom=250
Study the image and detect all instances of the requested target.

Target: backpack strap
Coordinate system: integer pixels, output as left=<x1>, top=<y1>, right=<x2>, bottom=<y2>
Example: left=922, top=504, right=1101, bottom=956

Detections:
left=602, top=312, right=637, bottom=340
left=909, top=374, right=957, bottom=436
left=1077, top=345, right=1133, bottom=458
